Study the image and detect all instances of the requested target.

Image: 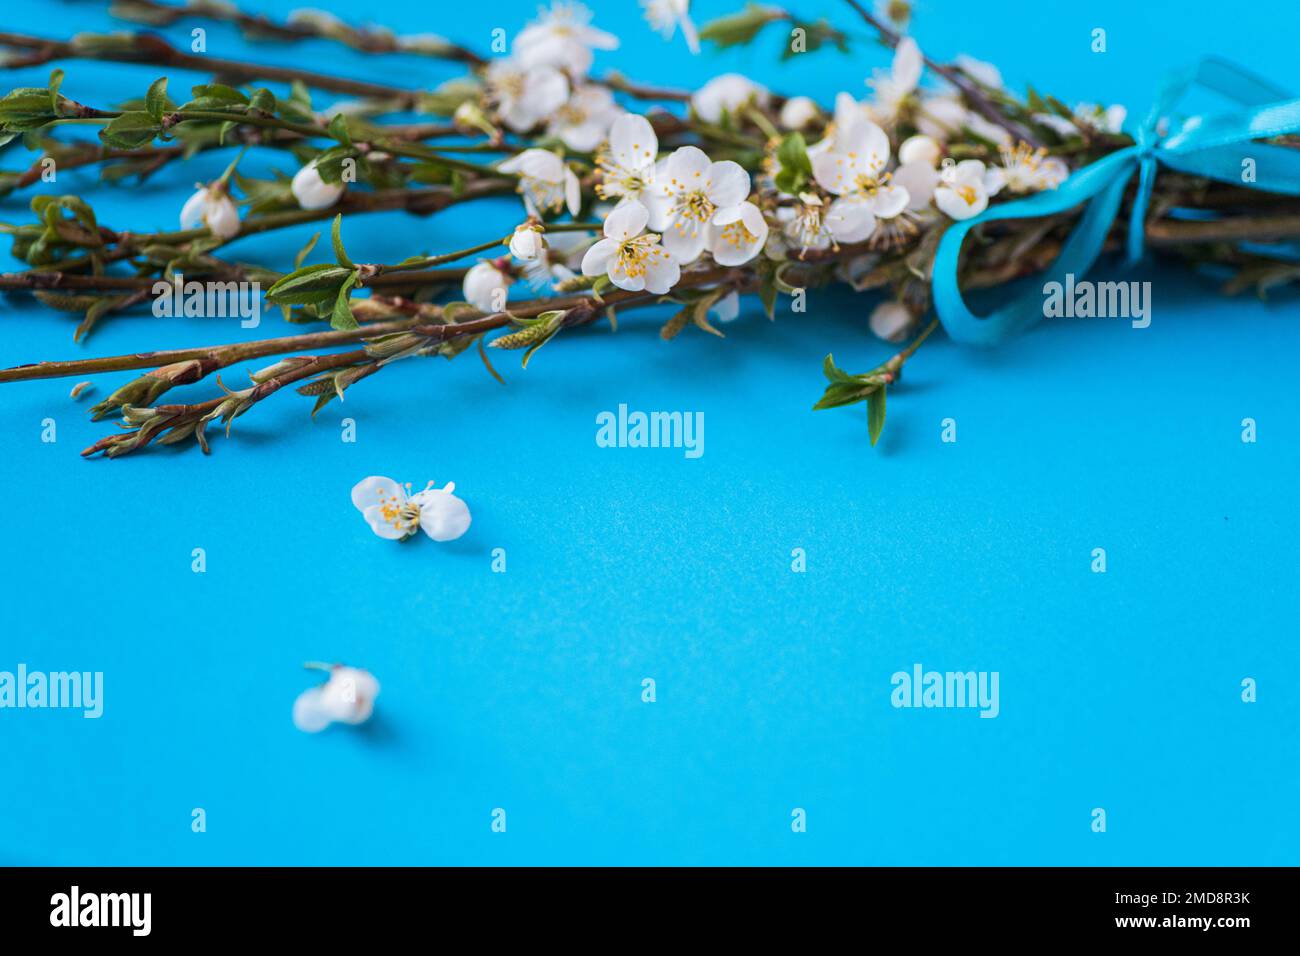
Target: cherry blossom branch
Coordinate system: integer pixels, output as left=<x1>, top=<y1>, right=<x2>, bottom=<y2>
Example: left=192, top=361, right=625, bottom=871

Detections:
left=0, top=31, right=427, bottom=105
left=104, top=0, right=486, bottom=66
left=840, top=0, right=1043, bottom=147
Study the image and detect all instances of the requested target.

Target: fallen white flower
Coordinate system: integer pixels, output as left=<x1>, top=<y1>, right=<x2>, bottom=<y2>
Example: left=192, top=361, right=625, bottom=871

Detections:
left=293, top=665, right=380, bottom=733
left=351, top=475, right=472, bottom=542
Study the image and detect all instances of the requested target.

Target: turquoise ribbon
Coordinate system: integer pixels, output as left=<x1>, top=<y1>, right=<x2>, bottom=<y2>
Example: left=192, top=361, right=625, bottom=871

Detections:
left=931, top=59, right=1300, bottom=345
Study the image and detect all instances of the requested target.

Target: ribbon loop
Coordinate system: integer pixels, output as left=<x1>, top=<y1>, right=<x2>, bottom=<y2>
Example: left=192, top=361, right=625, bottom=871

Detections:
left=932, top=59, right=1300, bottom=346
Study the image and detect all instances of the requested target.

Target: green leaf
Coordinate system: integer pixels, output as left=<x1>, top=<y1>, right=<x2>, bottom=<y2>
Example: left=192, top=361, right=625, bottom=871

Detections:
left=867, top=387, right=887, bottom=446
left=331, top=271, right=359, bottom=330
left=780, top=18, right=849, bottom=61
left=294, top=230, right=321, bottom=270
left=144, top=76, right=168, bottom=122
left=699, top=3, right=784, bottom=49
left=822, top=352, right=857, bottom=385
left=185, top=84, right=248, bottom=108
left=311, top=145, right=358, bottom=184
left=47, top=69, right=65, bottom=113
left=0, top=87, right=61, bottom=132
left=99, top=110, right=161, bottom=149
left=247, top=87, right=276, bottom=115
left=774, top=131, right=813, bottom=194
left=326, top=113, right=351, bottom=146
left=282, top=80, right=314, bottom=122
left=330, top=214, right=354, bottom=268
left=264, top=263, right=353, bottom=305
left=811, top=382, right=874, bottom=411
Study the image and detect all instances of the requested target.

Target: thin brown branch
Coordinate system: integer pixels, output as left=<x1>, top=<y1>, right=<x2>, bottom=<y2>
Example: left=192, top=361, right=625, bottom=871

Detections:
left=840, top=0, right=1043, bottom=148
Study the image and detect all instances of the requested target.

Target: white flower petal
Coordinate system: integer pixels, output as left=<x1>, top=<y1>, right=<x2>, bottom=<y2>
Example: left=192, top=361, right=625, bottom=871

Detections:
left=662, top=225, right=707, bottom=263
left=666, top=144, right=711, bottom=182
left=414, top=488, right=472, bottom=542
left=705, top=160, right=750, bottom=207
left=641, top=253, right=681, bottom=294
left=180, top=188, right=208, bottom=230
left=351, top=476, right=406, bottom=512
left=893, top=37, right=924, bottom=92
left=581, top=237, right=618, bottom=276
left=891, top=161, right=939, bottom=209
left=610, top=113, right=658, bottom=169
left=603, top=200, right=648, bottom=240
left=825, top=198, right=877, bottom=243
left=870, top=184, right=910, bottom=219
left=292, top=688, right=331, bottom=733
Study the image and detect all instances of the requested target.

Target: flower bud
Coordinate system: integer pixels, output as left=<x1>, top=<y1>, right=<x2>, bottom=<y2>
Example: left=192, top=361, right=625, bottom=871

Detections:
left=179, top=183, right=241, bottom=239
left=508, top=223, right=546, bottom=261
left=898, top=134, right=942, bottom=168
left=462, top=260, right=512, bottom=312
left=869, top=301, right=917, bottom=343
left=779, top=96, right=819, bottom=131
left=291, top=159, right=345, bottom=210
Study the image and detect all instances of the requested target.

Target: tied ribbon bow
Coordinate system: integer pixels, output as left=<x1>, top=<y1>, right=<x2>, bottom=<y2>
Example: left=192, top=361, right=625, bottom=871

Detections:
left=932, top=59, right=1300, bottom=345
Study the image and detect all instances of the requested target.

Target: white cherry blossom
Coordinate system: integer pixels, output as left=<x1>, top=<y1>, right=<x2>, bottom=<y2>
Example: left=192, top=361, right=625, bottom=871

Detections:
left=513, top=1, right=618, bottom=74
left=581, top=200, right=680, bottom=293
left=642, top=0, right=699, bottom=54
left=1035, top=102, right=1128, bottom=138
left=643, top=145, right=751, bottom=262
left=691, top=73, right=770, bottom=124
left=498, top=148, right=582, bottom=217
left=706, top=201, right=769, bottom=266
left=811, top=118, right=909, bottom=244
left=180, top=183, right=240, bottom=238
left=547, top=85, right=621, bottom=152
left=596, top=113, right=659, bottom=205
left=933, top=159, right=994, bottom=220
left=867, top=36, right=923, bottom=126
left=954, top=54, right=1003, bottom=90
left=293, top=665, right=381, bottom=733
left=350, top=476, right=473, bottom=542
left=485, top=58, right=569, bottom=133
left=985, top=143, right=1069, bottom=195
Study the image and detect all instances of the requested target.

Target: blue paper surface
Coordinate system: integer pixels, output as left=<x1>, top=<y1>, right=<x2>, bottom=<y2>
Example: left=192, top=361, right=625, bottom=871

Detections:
left=0, top=0, right=1296, bottom=865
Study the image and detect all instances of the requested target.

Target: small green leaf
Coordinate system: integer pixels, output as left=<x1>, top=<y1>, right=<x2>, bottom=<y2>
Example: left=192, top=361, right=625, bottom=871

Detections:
left=265, top=263, right=353, bottom=305
left=294, top=230, right=321, bottom=270
left=247, top=87, right=276, bottom=115
left=326, top=112, right=351, bottom=146
left=698, top=3, right=784, bottom=49
left=822, top=353, right=857, bottom=384
left=867, top=387, right=887, bottom=446
left=0, top=86, right=61, bottom=132
left=331, top=271, right=359, bottom=330
left=330, top=214, right=354, bottom=269
left=48, top=69, right=65, bottom=113
left=774, top=132, right=813, bottom=194
left=144, top=76, right=168, bottom=122
left=811, top=382, right=874, bottom=411
left=99, top=110, right=161, bottom=149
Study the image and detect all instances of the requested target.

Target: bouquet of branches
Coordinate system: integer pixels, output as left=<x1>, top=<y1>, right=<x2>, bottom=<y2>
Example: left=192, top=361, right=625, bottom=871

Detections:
left=1, top=0, right=1297, bottom=458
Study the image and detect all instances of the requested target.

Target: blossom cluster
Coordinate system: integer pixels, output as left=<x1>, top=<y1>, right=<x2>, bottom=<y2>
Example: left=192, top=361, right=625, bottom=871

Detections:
left=174, top=1, right=1124, bottom=345
left=447, top=5, right=1105, bottom=337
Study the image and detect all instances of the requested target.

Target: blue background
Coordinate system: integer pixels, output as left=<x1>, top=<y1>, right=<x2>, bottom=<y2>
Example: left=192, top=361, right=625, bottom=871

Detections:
left=0, top=0, right=1296, bottom=865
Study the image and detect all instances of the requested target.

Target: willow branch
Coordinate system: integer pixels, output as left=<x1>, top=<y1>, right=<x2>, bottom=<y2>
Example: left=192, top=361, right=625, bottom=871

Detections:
left=105, top=0, right=486, bottom=66
left=840, top=0, right=1043, bottom=148
left=0, top=30, right=426, bottom=105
